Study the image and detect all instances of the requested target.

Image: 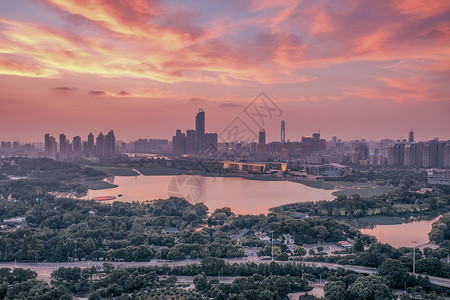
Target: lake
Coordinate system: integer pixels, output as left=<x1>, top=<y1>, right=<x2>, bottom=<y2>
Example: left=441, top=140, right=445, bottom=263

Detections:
left=360, top=217, right=440, bottom=248
left=87, top=175, right=336, bottom=215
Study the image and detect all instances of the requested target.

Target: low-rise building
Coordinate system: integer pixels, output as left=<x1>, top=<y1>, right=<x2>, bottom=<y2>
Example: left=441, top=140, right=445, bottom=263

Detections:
left=427, top=169, right=450, bottom=185
left=306, top=164, right=352, bottom=177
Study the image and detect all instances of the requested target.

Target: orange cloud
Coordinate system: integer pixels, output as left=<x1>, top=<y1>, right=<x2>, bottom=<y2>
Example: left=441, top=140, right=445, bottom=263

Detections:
left=394, top=0, right=450, bottom=19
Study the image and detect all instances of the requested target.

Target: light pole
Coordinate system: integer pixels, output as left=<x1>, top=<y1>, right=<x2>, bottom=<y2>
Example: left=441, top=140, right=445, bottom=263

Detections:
left=271, top=231, right=274, bottom=261
left=412, top=240, right=417, bottom=275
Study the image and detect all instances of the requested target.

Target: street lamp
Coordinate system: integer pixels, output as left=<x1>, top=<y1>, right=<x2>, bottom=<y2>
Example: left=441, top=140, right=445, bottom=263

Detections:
left=271, top=231, right=274, bottom=261
left=412, top=241, right=418, bottom=275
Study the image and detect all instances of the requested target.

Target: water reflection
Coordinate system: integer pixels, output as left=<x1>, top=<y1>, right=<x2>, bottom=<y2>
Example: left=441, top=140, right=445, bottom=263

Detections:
left=360, top=217, right=440, bottom=248
left=88, top=175, right=336, bottom=215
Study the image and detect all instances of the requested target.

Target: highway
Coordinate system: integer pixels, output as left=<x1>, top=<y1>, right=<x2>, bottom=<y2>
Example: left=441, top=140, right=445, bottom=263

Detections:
left=0, top=258, right=449, bottom=288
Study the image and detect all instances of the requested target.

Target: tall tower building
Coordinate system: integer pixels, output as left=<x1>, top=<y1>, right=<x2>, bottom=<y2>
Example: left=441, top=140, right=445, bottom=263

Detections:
left=45, top=134, right=50, bottom=156
left=59, top=134, right=68, bottom=154
left=185, top=129, right=196, bottom=154
left=45, top=134, right=57, bottom=158
left=205, top=133, right=218, bottom=150
left=281, top=120, right=285, bottom=143
left=105, top=130, right=115, bottom=158
left=87, top=133, right=95, bottom=156
left=195, top=109, right=205, bottom=152
left=172, top=129, right=185, bottom=155
left=96, top=133, right=105, bottom=158
left=409, top=130, right=414, bottom=143
left=72, top=136, right=82, bottom=153
left=259, top=128, right=266, bottom=144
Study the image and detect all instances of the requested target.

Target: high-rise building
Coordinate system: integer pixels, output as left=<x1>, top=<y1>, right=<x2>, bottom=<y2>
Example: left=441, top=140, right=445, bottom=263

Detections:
left=105, top=130, right=115, bottom=158
left=72, top=136, right=82, bottom=153
left=172, top=129, right=185, bottom=155
left=185, top=129, right=196, bottom=154
left=87, top=133, right=95, bottom=156
left=59, top=134, right=69, bottom=154
left=444, top=143, right=450, bottom=168
left=259, top=128, right=266, bottom=144
left=44, top=134, right=57, bottom=158
left=409, top=130, right=414, bottom=143
left=205, top=133, right=218, bottom=151
left=356, top=144, right=369, bottom=161
left=96, top=133, right=105, bottom=158
left=281, top=120, right=285, bottom=143
left=195, top=109, right=205, bottom=152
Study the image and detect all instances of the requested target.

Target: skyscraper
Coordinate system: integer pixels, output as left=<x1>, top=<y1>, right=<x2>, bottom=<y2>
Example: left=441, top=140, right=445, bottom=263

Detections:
left=195, top=109, right=205, bottom=152
left=281, top=120, right=285, bottom=143
left=72, top=136, right=82, bottom=154
left=409, top=130, right=414, bottom=143
left=59, top=134, right=69, bottom=154
left=205, top=133, right=218, bottom=151
left=185, top=129, right=196, bottom=154
left=259, top=128, right=266, bottom=144
left=87, top=133, right=95, bottom=156
left=44, top=134, right=57, bottom=158
left=105, top=130, right=115, bottom=157
left=172, top=129, right=186, bottom=155
left=96, top=133, right=105, bottom=158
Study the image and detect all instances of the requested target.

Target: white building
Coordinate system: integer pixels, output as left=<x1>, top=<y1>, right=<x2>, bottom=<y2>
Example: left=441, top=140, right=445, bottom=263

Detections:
left=427, top=169, right=450, bottom=185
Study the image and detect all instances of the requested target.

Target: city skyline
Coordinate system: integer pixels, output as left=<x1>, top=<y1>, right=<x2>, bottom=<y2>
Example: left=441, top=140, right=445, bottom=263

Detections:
left=1, top=1, right=450, bottom=142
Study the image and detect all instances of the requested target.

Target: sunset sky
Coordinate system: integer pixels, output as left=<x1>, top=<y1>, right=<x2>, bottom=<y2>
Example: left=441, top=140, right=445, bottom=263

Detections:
left=0, top=0, right=449, bottom=142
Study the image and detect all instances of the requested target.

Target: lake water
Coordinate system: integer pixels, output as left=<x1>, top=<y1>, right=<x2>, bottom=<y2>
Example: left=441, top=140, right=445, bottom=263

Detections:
left=88, top=175, right=336, bottom=215
left=360, top=217, right=439, bottom=248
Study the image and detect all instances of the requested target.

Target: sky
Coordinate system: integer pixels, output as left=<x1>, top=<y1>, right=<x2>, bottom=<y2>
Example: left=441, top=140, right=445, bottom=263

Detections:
left=0, top=0, right=449, bottom=143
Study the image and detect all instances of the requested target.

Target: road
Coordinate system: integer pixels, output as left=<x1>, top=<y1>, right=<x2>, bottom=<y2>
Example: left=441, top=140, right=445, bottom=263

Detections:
left=1, top=258, right=449, bottom=288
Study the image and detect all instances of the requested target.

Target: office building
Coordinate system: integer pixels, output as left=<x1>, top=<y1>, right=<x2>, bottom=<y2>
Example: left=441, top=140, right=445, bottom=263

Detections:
left=87, top=133, right=95, bottom=156
left=409, top=130, right=414, bottom=143
left=44, top=134, right=57, bottom=158
left=281, top=120, right=285, bottom=143
left=105, top=130, right=115, bottom=158
left=72, top=136, right=82, bottom=153
left=205, top=133, right=218, bottom=151
left=259, top=128, right=266, bottom=144
left=195, top=109, right=205, bottom=152
left=172, top=129, right=185, bottom=155
left=185, top=129, right=196, bottom=154
left=96, top=133, right=105, bottom=158
left=59, top=134, right=69, bottom=154
left=427, top=169, right=450, bottom=185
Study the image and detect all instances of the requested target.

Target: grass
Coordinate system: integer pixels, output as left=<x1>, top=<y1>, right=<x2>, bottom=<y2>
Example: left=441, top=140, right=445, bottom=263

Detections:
left=138, top=167, right=186, bottom=176
left=332, top=185, right=393, bottom=197
left=358, top=215, right=403, bottom=226
left=90, top=166, right=139, bottom=176
left=293, top=180, right=336, bottom=190
left=84, top=180, right=118, bottom=190
left=245, top=175, right=283, bottom=181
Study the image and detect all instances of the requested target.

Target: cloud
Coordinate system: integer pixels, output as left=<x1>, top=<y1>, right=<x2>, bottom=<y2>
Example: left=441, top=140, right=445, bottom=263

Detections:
left=218, top=102, right=244, bottom=108
left=0, top=0, right=448, bottom=103
left=118, top=90, right=129, bottom=96
left=189, top=97, right=206, bottom=104
left=88, top=90, right=105, bottom=96
left=53, top=86, right=75, bottom=94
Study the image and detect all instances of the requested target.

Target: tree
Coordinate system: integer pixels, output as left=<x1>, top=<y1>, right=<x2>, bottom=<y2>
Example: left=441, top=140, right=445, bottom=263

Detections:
left=378, top=258, right=408, bottom=288
left=348, top=275, right=393, bottom=300
left=193, top=273, right=208, bottom=291
left=309, top=249, right=315, bottom=256
left=88, top=292, right=101, bottom=300
left=274, top=277, right=290, bottom=296
left=354, top=239, right=364, bottom=252
left=294, top=246, right=306, bottom=257
left=324, top=281, right=347, bottom=300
